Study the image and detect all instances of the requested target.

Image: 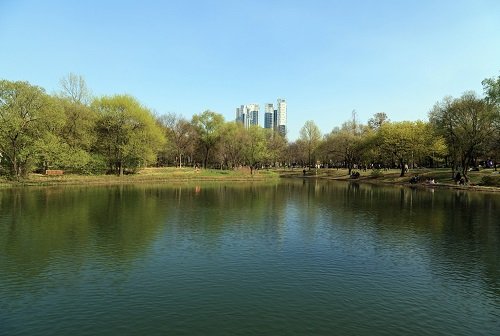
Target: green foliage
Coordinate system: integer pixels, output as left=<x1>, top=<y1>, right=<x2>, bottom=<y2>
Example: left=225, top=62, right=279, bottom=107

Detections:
left=191, top=110, right=225, bottom=168
left=2, top=73, right=500, bottom=182
left=242, top=125, right=268, bottom=173
left=479, top=175, right=500, bottom=187
left=429, top=92, right=496, bottom=180
left=368, top=112, right=389, bottom=130
left=264, top=130, right=287, bottom=167
left=482, top=74, right=500, bottom=107
left=377, top=121, right=430, bottom=177
left=218, top=121, right=246, bottom=168
left=92, top=95, right=165, bottom=175
left=0, top=80, right=63, bottom=178
left=299, top=120, right=322, bottom=167
left=370, top=169, right=384, bottom=178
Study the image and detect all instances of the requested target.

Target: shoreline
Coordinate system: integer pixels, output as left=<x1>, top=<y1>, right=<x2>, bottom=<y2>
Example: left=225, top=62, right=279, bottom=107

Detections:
left=285, top=168, right=500, bottom=193
left=1, top=167, right=499, bottom=193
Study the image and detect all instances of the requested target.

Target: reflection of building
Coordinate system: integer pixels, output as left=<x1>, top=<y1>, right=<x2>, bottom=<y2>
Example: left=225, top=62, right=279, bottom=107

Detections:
left=236, top=103, right=259, bottom=128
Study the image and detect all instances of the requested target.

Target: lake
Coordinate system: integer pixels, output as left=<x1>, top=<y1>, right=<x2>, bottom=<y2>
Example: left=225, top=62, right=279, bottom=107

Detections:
left=0, top=180, right=499, bottom=335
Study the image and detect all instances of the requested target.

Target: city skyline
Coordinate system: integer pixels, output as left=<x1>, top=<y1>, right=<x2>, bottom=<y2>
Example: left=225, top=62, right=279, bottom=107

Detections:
left=236, top=99, right=287, bottom=136
left=1, top=1, right=499, bottom=140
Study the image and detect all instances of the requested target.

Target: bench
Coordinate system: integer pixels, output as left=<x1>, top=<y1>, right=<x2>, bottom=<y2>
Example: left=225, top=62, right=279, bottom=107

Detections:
left=45, top=170, right=64, bottom=175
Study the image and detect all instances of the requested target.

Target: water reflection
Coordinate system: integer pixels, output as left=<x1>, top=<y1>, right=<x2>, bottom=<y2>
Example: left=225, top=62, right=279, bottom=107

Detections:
left=0, top=186, right=167, bottom=282
left=0, top=181, right=499, bottom=335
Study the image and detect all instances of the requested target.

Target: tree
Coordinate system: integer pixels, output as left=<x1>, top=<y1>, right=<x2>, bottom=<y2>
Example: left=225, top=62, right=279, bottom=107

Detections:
left=482, top=74, right=500, bottom=170
left=92, top=95, right=165, bottom=176
left=158, top=113, right=196, bottom=167
left=429, top=92, right=496, bottom=181
left=482, top=74, right=500, bottom=106
left=368, top=112, right=389, bottom=130
left=242, top=125, right=267, bottom=174
left=218, top=122, right=246, bottom=169
left=191, top=110, right=224, bottom=168
left=299, top=120, right=322, bottom=169
left=34, top=74, right=99, bottom=173
left=265, top=130, right=287, bottom=168
left=36, top=96, right=99, bottom=173
left=59, top=73, right=92, bottom=105
left=323, top=129, right=361, bottom=175
left=0, top=80, right=62, bottom=178
left=320, top=112, right=368, bottom=174
left=377, top=121, right=429, bottom=177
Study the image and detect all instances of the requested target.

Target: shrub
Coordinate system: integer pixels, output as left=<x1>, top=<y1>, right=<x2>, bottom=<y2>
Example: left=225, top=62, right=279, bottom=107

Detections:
left=480, top=175, right=500, bottom=187
left=370, top=169, right=383, bottom=178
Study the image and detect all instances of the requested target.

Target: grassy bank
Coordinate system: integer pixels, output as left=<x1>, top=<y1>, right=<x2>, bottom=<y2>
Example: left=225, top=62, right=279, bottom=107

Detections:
left=1, top=167, right=499, bottom=192
left=0, top=167, right=279, bottom=187
left=279, top=167, right=500, bottom=192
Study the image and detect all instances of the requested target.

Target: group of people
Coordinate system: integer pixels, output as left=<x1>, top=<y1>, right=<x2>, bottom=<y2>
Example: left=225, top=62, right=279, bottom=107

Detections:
left=454, top=172, right=466, bottom=185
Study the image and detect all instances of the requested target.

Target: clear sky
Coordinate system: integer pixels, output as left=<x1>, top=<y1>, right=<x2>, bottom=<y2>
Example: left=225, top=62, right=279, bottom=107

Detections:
left=1, top=0, right=499, bottom=140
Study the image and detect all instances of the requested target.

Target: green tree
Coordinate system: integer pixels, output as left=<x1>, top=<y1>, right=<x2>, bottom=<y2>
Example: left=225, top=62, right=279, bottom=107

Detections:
left=482, top=74, right=500, bottom=169
left=265, top=130, right=288, bottom=168
left=320, top=112, right=367, bottom=174
left=92, top=95, right=165, bottom=176
left=482, top=74, right=500, bottom=106
left=299, top=120, right=322, bottom=169
left=377, top=121, right=429, bottom=177
left=367, top=112, right=389, bottom=130
left=242, top=125, right=268, bottom=174
left=39, top=96, right=100, bottom=173
left=323, top=129, right=362, bottom=175
left=218, top=121, right=246, bottom=169
left=191, top=110, right=224, bottom=168
left=429, top=92, right=496, bottom=181
left=0, top=80, right=62, bottom=178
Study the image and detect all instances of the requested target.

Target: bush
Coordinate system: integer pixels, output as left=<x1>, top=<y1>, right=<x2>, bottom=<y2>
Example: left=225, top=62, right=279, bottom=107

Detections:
left=480, top=175, right=500, bottom=187
left=370, top=169, right=383, bottom=178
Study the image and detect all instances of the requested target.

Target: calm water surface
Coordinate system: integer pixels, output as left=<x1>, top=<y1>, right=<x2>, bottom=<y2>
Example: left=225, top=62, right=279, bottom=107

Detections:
left=0, top=180, right=499, bottom=335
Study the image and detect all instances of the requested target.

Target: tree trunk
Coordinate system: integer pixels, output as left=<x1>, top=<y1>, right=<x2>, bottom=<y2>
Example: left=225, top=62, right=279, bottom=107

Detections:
left=462, top=155, right=468, bottom=182
left=12, top=156, right=18, bottom=179
left=203, top=146, right=210, bottom=169
left=399, top=160, right=405, bottom=177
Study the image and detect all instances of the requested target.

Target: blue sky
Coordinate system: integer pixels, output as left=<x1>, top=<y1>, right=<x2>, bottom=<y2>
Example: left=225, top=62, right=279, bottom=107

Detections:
left=1, top=0, right=499, bottom=140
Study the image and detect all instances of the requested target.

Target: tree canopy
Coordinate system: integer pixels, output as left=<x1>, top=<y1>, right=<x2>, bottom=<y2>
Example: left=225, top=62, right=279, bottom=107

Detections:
left=1, top=72, right=500, bottom=180
left=93, top=95, right=165, bottom=175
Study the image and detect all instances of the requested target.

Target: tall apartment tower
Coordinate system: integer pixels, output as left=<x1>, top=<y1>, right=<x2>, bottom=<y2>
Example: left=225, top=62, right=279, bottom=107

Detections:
left=264, top=103, right=274, bottom=129
left=236, top=104, right=259, bottom=128
left=276, top=98, right=287, bottom=136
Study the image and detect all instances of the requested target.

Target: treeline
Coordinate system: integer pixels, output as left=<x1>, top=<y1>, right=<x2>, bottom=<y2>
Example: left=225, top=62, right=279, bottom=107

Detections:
left=0, top=73, right=499, bottom=180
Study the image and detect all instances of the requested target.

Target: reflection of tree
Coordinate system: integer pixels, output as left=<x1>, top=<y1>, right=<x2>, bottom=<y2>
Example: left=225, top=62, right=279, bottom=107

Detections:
left=0, top=186, right=167, bottom=285
left=0, top=181, right=498, bottom=301
left=301, top=181, right=500, bottom=296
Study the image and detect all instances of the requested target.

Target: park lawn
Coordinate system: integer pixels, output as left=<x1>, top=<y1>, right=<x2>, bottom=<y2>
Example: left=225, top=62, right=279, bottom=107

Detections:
left=0, top=167, right=280, bottom=187
left=1, top=167, right=498, bottom=190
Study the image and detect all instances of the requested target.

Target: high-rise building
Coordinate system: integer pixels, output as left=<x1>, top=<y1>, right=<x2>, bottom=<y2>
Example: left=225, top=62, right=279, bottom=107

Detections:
left=235, top=99, right=286, bottom=135
left=276, top=98, right=287, bottom=136
left=264, top=103, right=274, bottom=129
left=235, top=103, right=259, bottom=128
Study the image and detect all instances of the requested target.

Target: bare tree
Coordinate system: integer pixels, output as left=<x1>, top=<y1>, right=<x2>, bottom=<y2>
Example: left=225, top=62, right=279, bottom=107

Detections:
left=59, top=73, right=92, bottom=105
